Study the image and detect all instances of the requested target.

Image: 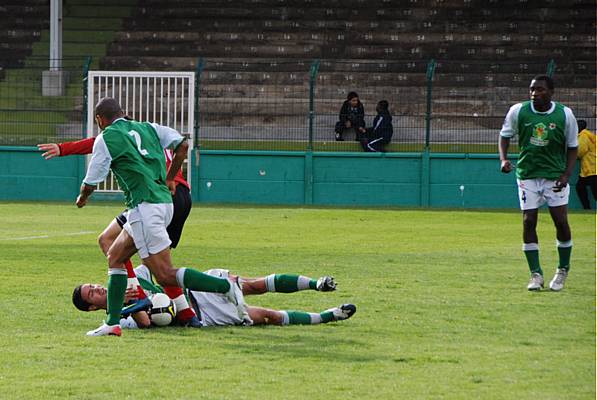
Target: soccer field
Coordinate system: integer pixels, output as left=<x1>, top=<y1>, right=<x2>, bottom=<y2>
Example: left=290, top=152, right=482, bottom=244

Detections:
left=0, top=202, right=594, bottom=400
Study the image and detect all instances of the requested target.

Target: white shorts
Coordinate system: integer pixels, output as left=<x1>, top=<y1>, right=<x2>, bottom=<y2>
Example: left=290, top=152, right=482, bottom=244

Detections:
left=187, top=269, right=244, bottom=327
left=123, top=202, right=173, bottom=259
left=517, top=178, right=570, bottom=210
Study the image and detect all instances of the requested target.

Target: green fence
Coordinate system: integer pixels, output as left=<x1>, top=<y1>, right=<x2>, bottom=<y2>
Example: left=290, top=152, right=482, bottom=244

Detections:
left=0, top=56, right=91, bottom=146
left=0, top=58, right=594, bottom=150
left=195, top=58, right=595, bottom=152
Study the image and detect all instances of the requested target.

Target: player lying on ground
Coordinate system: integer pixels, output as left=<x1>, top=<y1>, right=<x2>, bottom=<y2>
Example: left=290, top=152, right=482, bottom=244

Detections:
left=72, top=266, right=355, bottom=328
left=37, top=124, right=201, bottom=327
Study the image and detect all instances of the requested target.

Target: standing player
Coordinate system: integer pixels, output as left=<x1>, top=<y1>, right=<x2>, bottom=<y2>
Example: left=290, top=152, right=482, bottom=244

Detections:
left=499, top=75, right=578, bottom=291
left=38, top=131, right=200, bottom=326
left=78, top=97, right=248, bottom=336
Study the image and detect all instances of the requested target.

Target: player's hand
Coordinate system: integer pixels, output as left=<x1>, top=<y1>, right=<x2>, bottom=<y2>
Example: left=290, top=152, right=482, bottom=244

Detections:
left=76, top=195, right=87, bottom=208
left=37, top=143, right=60, bottom=160
left=166, top=179, right=177, bottom=195
left=553, top=175, right=569, bottom=192
left=345, top=121, right=352, bottom=128
left=124, top=287, right=139, bottom=302
left=500, top=160, right=513, bottom=173
left=358, top=127, right=366, bottom=133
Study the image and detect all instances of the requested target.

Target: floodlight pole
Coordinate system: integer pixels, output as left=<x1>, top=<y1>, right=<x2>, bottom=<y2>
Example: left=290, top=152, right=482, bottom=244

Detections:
left=43, top=0, right=66, bottom=96
left=49, top=0, right=63, bottom=71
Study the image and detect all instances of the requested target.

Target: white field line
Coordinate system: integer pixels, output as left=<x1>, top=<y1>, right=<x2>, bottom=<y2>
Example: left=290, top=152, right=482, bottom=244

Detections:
left=0, top=231, right=96, bottom=241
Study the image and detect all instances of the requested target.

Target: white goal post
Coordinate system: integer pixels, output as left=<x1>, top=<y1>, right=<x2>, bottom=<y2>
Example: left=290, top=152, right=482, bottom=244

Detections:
left=86, top=71, right=195, bottom=192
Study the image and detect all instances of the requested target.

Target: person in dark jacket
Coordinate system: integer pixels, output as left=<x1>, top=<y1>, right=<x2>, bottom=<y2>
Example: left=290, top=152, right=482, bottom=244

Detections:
left=334, top=91, right=366, bottom=141
left=359, top=100, right=393, bottom=152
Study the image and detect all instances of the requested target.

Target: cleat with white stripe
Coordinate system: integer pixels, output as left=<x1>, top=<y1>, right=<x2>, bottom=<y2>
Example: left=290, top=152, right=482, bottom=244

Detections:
left=316, top=276, right=337, bottom=292
left=527, top=273, right=544, bottom=291
left=549, top=268, right=568, bottom=291
left=86, top=322, right=122, bottom=337
left=326, top=304, right=357, bottom=321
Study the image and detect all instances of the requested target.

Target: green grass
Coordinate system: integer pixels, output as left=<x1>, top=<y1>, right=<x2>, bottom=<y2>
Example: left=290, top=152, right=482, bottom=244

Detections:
left=0, top=203, right=594, bottom=399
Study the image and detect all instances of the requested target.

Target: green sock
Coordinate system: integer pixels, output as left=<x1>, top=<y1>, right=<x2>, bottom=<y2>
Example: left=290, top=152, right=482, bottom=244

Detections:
left=286, top=311, right=312, bottom=324
left=557, top=243, right=572, bottom=271
left=181, top=268, right=230, bottom=293
left=319, top=311, right=334, bottom=323
left=523, top=249, right=542, bottom=275
left=266, top=274, right=316, bottom=292
left=283, top=310, right=334, bottom=325
left=106, top=268, right=128, bottom=326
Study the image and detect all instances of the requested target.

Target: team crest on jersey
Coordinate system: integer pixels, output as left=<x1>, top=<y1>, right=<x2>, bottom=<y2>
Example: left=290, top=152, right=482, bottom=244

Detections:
left=530, top=122, right=549, bottom=146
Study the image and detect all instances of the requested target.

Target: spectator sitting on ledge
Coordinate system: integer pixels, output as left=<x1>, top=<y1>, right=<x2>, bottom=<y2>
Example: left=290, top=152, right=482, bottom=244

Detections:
left=334, top=91, right=365, bottom=141
left=358, top=100, right=393, bottom=152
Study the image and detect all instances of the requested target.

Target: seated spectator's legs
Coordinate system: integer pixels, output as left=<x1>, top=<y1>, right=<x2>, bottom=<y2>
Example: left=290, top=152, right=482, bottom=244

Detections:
left=334, top=121, right=345, bottom=141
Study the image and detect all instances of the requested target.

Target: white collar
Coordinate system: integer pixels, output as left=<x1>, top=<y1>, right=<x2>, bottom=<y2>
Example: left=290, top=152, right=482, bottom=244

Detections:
left=530, top=101, right=555, bottom=115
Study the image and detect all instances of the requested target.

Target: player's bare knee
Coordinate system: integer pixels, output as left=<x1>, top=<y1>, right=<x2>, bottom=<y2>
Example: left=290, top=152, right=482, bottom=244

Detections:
left=522, top=214, right=537, bottom=230
left=106, top=251, right=124, bottom=268
left=97, top=233, right=110, bottom=256
left=243, top=278, right=266, bottom=295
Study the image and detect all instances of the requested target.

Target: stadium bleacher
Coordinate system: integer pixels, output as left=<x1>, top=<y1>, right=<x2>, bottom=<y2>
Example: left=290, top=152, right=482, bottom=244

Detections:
left=1, top=0, right=595, bottom=147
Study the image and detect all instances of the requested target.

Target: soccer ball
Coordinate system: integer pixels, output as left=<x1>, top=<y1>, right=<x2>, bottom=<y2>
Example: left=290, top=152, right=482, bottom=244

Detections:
left=149, top=293, right=177, bottom=326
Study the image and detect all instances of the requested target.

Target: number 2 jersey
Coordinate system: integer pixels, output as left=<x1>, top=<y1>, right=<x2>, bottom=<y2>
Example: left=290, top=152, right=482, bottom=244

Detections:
left=500, top=101, right=578, bottom=180
left=83, top=118, right=184, bottom=208
left=59, top=136, right=190, bottom=190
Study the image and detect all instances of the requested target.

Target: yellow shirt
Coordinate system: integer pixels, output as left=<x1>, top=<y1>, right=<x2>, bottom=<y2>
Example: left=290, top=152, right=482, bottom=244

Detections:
left=577, top=128, right=596, bottom=177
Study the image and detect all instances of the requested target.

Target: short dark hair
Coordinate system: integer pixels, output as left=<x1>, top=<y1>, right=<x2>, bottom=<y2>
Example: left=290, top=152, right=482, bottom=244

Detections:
left=72, top=285, right=92, bottom=312
left=531, top=75, right=554, bottom=90
left=377, top=100, right=389, bottom=111
left=347, top=91, right=359, bottom=100
left=578, top=119, right=587, bottom=131
left=95, top=97, right=123, bottom=121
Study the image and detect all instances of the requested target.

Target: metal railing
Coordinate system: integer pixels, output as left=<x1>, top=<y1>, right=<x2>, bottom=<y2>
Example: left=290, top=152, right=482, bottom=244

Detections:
left=1, top=58, right=595, bottom=153
left=196, top=58, right=596, bottom=152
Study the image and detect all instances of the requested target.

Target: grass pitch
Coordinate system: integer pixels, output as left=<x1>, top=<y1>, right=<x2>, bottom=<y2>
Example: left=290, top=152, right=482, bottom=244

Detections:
left=0, top=202, right=594, bottom=400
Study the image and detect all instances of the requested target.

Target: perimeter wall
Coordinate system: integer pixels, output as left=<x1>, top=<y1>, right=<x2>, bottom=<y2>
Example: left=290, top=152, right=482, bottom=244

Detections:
left=0, top=147, right=584, bottom=209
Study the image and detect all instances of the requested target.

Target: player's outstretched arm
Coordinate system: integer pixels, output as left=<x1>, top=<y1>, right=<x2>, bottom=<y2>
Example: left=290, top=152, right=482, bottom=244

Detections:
left=37, top=143, right=60, bottom=159
left=38, top=137, right=96, bottom=159
left=121, top=297, right=152, bottom=328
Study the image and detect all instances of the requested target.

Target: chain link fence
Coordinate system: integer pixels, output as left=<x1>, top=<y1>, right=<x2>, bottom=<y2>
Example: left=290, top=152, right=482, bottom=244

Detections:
left=0, top=57, right=594, bottom=152
left=196, top=58, right=595, bottom=152
left=0, top=56, right=91, bottom=146
left=196, top=59, right=312, bottom=151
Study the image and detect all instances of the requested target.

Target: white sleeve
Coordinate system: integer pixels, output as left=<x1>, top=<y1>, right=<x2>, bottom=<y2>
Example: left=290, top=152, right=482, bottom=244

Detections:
left=499, top=103, right=523, bottom=138
left=83, top=134, right=112, bottom=186
left=563, top=106, right=579, bottom=148
left=149, top=122, right=184, bottom=150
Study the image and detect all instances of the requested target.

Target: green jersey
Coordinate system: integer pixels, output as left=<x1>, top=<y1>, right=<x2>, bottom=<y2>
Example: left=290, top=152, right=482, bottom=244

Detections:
left=83, top=118, right=184, bottom=208
left=500, top=101, right=578, bottom=180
